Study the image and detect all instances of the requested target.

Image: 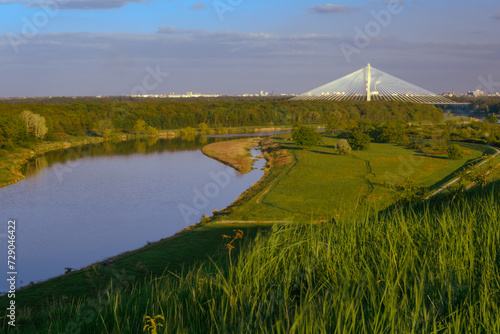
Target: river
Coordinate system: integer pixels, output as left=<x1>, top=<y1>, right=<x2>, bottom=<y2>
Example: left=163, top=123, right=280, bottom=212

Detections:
left=0, top=136, right=266, bottom=292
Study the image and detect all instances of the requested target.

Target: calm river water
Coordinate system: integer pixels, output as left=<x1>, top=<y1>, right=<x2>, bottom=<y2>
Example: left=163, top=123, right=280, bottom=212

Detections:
left=0, top=136, right=265, bottom=292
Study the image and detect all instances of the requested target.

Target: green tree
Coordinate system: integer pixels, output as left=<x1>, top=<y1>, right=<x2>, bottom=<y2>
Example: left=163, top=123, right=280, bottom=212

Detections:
left=103, top=129, right=113, bottom=140
left=147, top=126, right=158, bottom=136
left=324, top=110, right=343, bottom=135
left=447, top=144, right=463, bottom=160
left=348, top=130, right=370, bottom=150
left=181, top=127, right=196, bottom=136
left=491, top=103, right=500, bottom=114
left=32, top=114, right=48, bottom=139
left=336, top=139, right=351, bottom=155
left=292, top=126, right=323, bottom=148
left=20, top=110, right=48, bottom=139
left=431, top=134, right=447, bottom=150
left=95, top=119, right=113, bottom=136
left=198, top=122, right=209, bottom=135
left=215, top=126, right=227, bottom=135
left=134, top=119, right=146, bottom=133
left=485, top=114, right=498, bottom=124
left=20, top=110, right=33, bottom=133
left=371, top=122, right=406, bottom=143
left=477, top=103, right=489, bottom=113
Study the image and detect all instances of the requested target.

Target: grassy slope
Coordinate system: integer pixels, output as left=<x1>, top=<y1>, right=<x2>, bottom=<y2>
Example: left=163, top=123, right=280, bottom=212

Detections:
left=224, top=135, right=486, bottom=222
left=6, top=181, right=500, bottom=333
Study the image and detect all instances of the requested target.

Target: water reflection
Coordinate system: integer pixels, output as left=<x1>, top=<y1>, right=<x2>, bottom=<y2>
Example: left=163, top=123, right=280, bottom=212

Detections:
left=22, top=136, right=224, bottom=178
left=23, top=155, right=48, bottom=178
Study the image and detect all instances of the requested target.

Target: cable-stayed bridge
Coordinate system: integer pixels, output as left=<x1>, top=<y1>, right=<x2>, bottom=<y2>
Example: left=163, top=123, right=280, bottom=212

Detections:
left=292, top=64, right=459, bottom=104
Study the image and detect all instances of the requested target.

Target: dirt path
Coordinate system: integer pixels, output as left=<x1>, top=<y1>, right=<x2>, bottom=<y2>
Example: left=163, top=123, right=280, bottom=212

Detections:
left=351, top=155, right=375, bottom=204
left=256, top=154, right=297, bottom=204
left=256, top=184, right=273, bottom=204
left=426, top=146, right=500, bottom=199
left=214, top=220, right=291, bottom=224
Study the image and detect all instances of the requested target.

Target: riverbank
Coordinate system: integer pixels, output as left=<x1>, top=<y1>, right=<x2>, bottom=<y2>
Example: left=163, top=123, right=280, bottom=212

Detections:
left=202, top=138, right=260, bottom=173
left=0, top=136, right=105, bottom=188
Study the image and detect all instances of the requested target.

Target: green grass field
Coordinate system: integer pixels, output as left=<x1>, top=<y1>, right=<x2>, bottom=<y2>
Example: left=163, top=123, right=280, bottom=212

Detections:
left=223, top=135, right=487, bottom=222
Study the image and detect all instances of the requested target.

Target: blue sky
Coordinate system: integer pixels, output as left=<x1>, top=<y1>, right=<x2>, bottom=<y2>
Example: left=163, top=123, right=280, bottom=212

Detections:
left=0, top=0, right=499, bottom=97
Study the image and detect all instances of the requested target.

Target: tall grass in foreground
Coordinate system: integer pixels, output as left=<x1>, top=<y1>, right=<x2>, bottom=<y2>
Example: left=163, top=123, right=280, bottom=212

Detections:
left=6, top=184, right=500, bottom=333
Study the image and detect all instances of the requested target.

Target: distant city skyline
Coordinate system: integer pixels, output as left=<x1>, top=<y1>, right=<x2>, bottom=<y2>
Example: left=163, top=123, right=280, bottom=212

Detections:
left=0, top=0, right=499, bottom=97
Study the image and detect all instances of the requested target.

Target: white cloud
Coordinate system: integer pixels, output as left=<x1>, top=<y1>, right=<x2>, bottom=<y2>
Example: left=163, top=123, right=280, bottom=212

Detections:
left=0, top=0, right=144, bottom=10
left=156, top=26, right=340, bottom=42
left=190, top=1, right=206, bottom=10
left=307, top=4, right=362, bottom=14
left=381, top=0, right=405, bottom=5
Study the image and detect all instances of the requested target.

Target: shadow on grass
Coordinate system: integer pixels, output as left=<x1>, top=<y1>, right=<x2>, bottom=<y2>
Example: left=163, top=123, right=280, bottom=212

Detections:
left=428, top=157, right=486, bottom=191
left=321, top=145, right=338, bottom=150
left=278, top=142, right=338, bottom=153
left=278, top=144, right=303, bottom=151
left=309, top=150, right=338, bottom=156
left=414, top=153, right=449, bottom=160
left=379, top=179, right=500, bottom=219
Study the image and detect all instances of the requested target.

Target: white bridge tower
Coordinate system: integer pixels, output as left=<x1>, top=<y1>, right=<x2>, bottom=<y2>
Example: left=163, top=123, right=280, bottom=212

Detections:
left=366, top=63, right=371, bottom=102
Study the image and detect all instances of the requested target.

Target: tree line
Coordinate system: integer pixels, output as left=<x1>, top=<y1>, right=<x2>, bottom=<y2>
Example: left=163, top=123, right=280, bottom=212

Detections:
left=0, top=100, right=443, bottom=152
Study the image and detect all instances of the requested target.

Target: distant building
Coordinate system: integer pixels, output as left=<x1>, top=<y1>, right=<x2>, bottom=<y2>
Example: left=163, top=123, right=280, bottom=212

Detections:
left=468, top=90, right=486, bottom=97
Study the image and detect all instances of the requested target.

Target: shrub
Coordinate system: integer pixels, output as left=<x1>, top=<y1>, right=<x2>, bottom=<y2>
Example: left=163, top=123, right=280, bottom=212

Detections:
left=348, top=130, right=370, bottom=150
left=336, top=139, right=351, bottom=155
left=103, top=129, right=113, bottom=140
left=0, top=140, right=15, bottom=151
left=147, top=126, right=158, bottom=136
left=447, top=144, right=463, bottom=160
left=199, top=122, right=209, bottom=135
left=407, top=141, right=422, bottom=150
left=292, top=126, right=323, bottom=147
left=215, top=127, right=227, bottom=135
left=181, top=127, right=196, bottom=136
left=133, top=119, right=146, bottom=133
left=485, top=114, right=498, bottom=124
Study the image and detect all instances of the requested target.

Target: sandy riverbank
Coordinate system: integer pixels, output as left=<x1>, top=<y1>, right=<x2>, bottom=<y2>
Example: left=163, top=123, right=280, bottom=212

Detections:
left=201, top=137, right=261, bottom=174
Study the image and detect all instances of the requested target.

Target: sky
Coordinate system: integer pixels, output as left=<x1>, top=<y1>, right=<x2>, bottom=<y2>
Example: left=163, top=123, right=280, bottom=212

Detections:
left=0, top=0, right=499, bottom=97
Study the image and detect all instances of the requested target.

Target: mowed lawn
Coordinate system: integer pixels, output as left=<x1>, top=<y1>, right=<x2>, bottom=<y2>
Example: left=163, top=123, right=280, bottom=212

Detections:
left=224, top=135, right=486, bottom=221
